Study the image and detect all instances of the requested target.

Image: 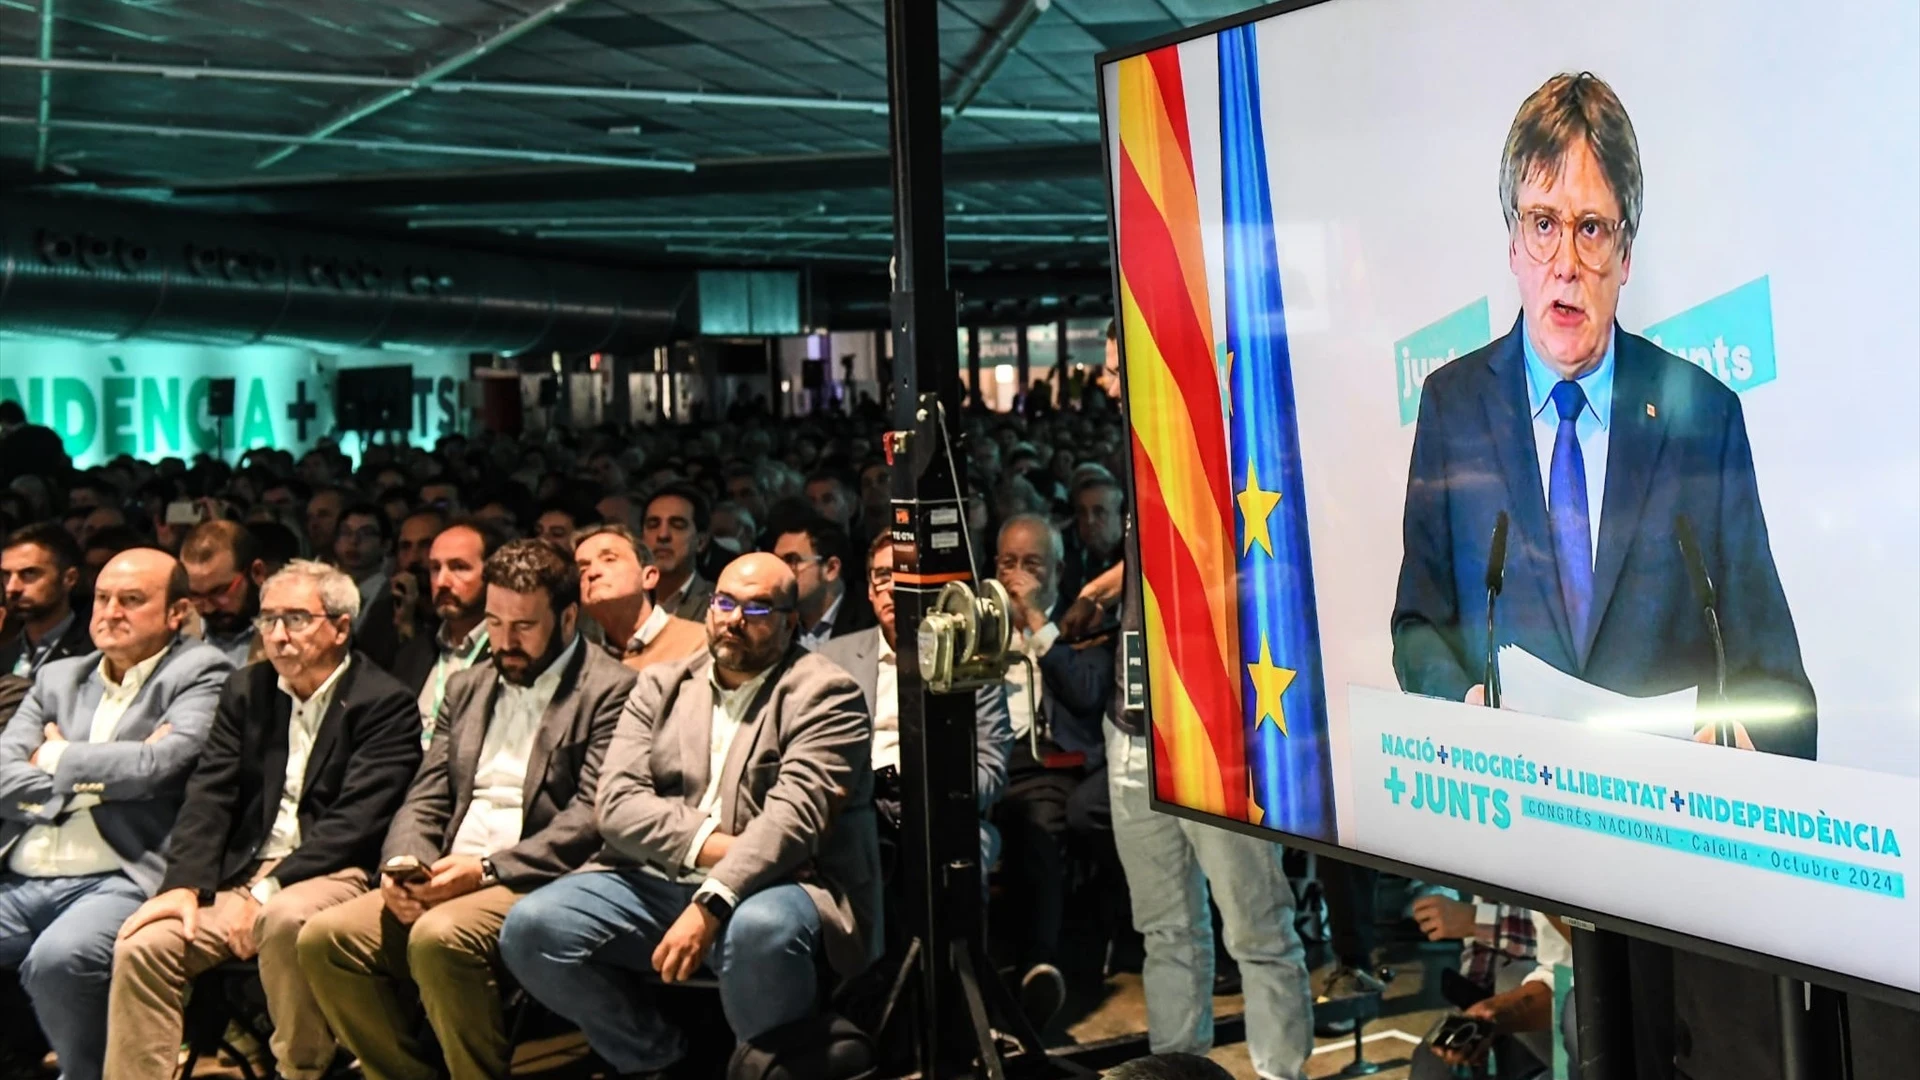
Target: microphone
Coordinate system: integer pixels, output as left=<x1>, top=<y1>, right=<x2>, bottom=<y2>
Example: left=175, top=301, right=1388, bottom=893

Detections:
left=1483, top=511, right=1509, bottom=709
left=1675, top=513, right=1730, bottom=744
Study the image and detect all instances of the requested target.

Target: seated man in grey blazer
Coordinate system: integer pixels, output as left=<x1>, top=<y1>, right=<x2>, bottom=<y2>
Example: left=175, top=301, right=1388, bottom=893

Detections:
left=813, top=531, right=1011, bottom=868
left=0, top=548, right=233, bottom=1080
left=296, top=540, right=634, bottom=1080
left=499, top=552, right=879, bottom=1078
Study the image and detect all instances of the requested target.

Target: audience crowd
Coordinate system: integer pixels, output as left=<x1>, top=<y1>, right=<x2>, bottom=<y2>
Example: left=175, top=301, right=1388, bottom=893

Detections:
left=0, top=341, right=1568, bottom=1080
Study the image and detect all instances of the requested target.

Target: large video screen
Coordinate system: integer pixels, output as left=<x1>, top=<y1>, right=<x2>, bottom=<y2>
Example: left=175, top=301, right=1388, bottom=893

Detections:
left=1099, top=0, right=1919, bottom=996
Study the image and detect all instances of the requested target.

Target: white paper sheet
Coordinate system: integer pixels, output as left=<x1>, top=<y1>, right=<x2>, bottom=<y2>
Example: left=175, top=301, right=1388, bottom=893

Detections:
left=1497, top=645, right=1697, bottom=739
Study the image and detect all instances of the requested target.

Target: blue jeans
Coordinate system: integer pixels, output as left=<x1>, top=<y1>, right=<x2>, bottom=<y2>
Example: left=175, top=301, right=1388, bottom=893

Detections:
left=0, top=872, right=147, bottom=1080
left=499, top=871, right=823, bottom=1073
left=1107, top=722, right=1314, bottom=1080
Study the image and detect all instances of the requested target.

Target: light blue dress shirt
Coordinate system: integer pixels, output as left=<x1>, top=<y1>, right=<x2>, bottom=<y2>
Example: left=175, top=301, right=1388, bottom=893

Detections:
left=1522, top=321, right=1616, bottom=567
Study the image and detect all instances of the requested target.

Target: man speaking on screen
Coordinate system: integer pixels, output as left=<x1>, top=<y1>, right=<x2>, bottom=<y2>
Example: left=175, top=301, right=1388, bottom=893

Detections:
left=1390, top=72, right=1816, bottom=759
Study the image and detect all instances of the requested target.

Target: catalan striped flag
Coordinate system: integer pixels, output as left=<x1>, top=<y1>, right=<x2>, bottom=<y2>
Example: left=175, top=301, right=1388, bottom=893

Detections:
left=1115, top=45, right=1249, bottom=820
left=1219, top=24, right=1335, bottom=836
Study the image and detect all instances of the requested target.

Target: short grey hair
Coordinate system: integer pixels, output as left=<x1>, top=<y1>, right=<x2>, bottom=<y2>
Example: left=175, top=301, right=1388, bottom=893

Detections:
left=1499, top=72, right=1643, bottom=243
left=998, top=513, right=1064, bottom=568
left=261, top=558, right=360, bottom=621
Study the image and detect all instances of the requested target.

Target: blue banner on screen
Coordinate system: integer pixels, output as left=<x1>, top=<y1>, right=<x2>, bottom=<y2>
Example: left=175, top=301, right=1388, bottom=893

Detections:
left=1219, top=24, right=1335, bottom=837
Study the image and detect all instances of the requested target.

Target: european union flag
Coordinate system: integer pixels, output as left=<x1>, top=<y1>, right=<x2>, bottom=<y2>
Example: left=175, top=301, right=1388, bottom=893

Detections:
left=1219, top=24, right=1336, bottom=839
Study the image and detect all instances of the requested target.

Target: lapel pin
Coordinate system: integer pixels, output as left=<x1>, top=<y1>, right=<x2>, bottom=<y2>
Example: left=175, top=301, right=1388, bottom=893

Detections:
left=1645, top=403, right=1657, bottom=418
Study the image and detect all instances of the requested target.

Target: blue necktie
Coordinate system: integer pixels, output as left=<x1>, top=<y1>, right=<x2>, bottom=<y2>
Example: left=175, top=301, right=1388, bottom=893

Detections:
left=1549, top=380, right=1593, bottom=656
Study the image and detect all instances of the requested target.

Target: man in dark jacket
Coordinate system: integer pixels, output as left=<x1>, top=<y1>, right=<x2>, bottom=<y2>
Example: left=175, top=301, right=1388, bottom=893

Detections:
left=0, top=523, right=92, bottom=678
left=109, top=559, right=421, bottom=1080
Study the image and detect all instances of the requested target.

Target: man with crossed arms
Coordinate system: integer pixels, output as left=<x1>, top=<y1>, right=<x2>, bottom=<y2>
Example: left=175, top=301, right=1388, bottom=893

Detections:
left=0, top=549, right=232, bottom=1080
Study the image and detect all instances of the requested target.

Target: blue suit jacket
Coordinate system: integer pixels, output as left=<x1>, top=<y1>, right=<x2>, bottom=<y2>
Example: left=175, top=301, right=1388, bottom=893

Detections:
left=1033, top=634, right=1115, bottom=770
left=1391, top=315, right=1816, bottom=759
left=0, top=639, right=234, bottom=892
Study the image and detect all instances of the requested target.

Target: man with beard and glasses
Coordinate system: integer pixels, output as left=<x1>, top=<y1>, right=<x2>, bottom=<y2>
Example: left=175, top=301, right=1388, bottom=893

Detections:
left=108, top=560, right=420, bottom=1080
left=0, top=524, right=91, bottom=678
left=298, top=540, right=634, bottom=1080
left=387, top=520, right=505, bottom=741
left=499, top=553, right=880, bottom=1077
left=179, top=521, right=268, bottom=667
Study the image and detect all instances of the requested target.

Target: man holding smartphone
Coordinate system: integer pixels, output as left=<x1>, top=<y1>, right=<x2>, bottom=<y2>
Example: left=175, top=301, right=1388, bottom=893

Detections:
left=297, top=540, right=633, bottom=1080
left=1414, top=911, right=1576, bottom=1080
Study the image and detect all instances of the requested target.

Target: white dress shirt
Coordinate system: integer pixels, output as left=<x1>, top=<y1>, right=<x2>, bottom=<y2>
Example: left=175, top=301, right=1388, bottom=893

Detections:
left=449, top=638, right=578, bottom=858
left=627, top=604, right=673, bottom=653
left=1004, top=621, right=1060, bottom=742
left=872, top=636, right=900, bottom=773
left=10, top=645, right=171, bottom=878
left=644, top=665, right=773, bottom=909
left=254, top=656, right=353, bottom=900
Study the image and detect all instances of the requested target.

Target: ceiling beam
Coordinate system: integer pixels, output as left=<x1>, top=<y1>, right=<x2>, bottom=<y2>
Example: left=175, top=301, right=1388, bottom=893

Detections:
left=531, top=227, right=1104, bottom=243
left=0, top=115, right=696, bottom=171
left=0, top=55, right=1100, bottom=126
left=946, top=0, right=1050, bottom=127
left=251, top=0, right=595, bottom=171
left=32, top=0, right=53, bottom=171
left=406, top=211, right=1109, bottom=229
left=151, top=141, right=1103, bottom=213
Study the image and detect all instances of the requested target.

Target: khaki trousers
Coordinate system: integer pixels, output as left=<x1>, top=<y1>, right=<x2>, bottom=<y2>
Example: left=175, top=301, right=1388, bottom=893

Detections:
left=106, top=868, right=370, bottom=1080
left=296, top=885, right=520, bottom=1080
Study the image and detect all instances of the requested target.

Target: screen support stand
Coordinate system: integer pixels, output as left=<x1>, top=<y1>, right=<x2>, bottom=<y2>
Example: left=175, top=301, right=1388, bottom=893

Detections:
left=1777, top=975, right=1814, bottom=1080
left=882, top=3, right=1091, bottom=1077
left=1572, top=926, right=1636, bottom=1080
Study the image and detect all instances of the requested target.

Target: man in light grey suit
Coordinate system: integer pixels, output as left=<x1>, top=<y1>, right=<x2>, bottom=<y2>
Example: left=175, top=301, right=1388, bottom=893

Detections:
left=499, top=552, right=879, bottom=1078
left=813, top=532, right=1011, bottom=867
left=0, top=548, right=233, bottom=1080
left=297, top=539, right=634, bottom=1080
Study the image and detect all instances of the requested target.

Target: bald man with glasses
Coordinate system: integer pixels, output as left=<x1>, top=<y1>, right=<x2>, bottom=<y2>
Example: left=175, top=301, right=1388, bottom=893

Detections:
left=499, top=553, right=881, bottom=1076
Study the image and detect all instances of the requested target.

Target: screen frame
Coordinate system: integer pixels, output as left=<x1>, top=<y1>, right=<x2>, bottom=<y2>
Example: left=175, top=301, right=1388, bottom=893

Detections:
left=1091, top=0, right=1920, bottom=1010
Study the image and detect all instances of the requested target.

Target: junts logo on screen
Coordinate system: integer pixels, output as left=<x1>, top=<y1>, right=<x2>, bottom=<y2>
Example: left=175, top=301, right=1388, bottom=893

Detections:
left=1394, top=275, right=1779, bottom=426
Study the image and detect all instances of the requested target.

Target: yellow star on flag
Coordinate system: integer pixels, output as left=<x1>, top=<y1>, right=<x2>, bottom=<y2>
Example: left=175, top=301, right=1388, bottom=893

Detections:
left=1236, top=460, right=1283, bottom=557
left=1248, top=772, right=1264, bottom=827
left=1247, top=633, right=1296, bottom=736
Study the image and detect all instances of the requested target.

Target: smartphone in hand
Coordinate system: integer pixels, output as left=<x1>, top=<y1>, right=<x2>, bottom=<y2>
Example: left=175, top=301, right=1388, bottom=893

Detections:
left=382, top=855, right=431, bottom=887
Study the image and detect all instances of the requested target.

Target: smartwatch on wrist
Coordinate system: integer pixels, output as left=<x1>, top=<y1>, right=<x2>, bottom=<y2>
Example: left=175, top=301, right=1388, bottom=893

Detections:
left=697, top=888, right=735, bottom=924
left=478, top=857, right=499, bottom=888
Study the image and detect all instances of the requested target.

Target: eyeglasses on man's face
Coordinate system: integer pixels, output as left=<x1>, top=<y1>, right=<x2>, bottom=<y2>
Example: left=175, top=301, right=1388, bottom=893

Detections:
left=868, top=567, right=893, bottom=592
left=995, top=554, right=1048, bottom=577
left=254, top=610, right=336, bottom=634
left=778, top=553, right=823, bottom=573
left=710, top=593, right=794, bottom=621
left=1515, top=207, right=1625, bottom=272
